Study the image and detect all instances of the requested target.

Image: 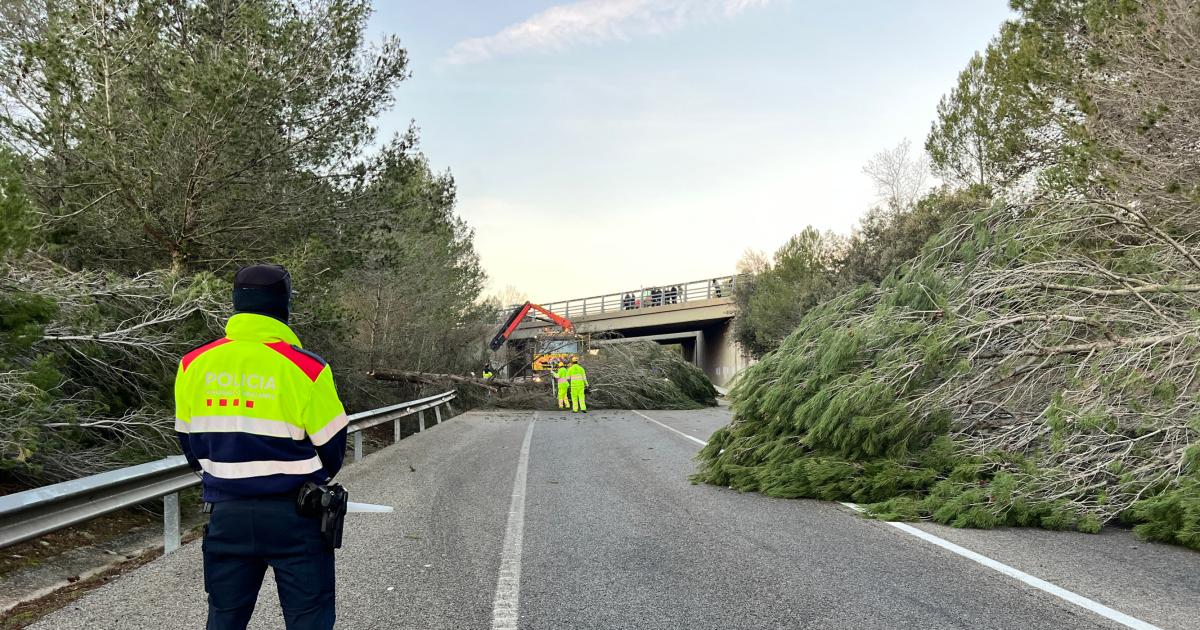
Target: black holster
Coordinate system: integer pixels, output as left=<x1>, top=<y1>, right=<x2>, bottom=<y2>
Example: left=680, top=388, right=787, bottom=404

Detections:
left=296, top=481, right=348, bottom=550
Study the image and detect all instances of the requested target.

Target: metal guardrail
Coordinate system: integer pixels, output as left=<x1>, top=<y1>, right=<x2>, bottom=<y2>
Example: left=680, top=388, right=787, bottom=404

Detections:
left=0, top=390, right=458, bottom=553
left=346, top=391, right=456, bottom=463
left=506, top=275, right=738, bottom=322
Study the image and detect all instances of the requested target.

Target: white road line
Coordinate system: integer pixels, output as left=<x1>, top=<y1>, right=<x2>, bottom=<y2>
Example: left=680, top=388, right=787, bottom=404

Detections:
left=634, top=414, right=1161, bottom=630
left=490, top=412, right=537, bottom=630
left=631, top=410, right=707, bottom=446
left=840, top=503, right=1161, bottom=630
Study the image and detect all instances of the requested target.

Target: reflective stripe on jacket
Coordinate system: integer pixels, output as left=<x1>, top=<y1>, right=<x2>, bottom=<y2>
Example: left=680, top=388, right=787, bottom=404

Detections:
left=555, top=367, right=569, bottom=385
left=174, top=313, right=348, bottom=502
left=566, top=364, right=587, bottom=386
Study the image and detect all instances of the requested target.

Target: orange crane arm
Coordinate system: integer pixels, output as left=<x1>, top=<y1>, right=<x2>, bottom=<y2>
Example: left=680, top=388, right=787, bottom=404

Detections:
left=489, top=302, right=574, bottom=351
left=525, top=303, right=574, bottom=332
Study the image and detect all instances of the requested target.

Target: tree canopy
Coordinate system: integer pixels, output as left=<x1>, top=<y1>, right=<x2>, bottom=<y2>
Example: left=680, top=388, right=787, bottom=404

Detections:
left=0, top=0, right=490, bottom=485
left=710, top=0, right=1200, bottom=550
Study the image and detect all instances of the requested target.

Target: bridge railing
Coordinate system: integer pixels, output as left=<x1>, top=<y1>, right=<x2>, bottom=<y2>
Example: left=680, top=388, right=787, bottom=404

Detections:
left=509, top=275, right=738, bottom=322
left=0, top=390, right=458, bottom=554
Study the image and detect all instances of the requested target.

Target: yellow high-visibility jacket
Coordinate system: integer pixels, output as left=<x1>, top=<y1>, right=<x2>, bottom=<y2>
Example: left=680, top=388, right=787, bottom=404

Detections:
left=566, top=363, right=588, bottom=389
left=174, top=313, right=347, bottom=502
left=555, top=367, right=569, bottom=389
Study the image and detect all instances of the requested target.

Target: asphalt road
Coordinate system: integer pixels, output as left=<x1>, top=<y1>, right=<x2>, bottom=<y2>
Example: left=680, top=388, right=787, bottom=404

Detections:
left=32, top=407, right=1200, bottom=629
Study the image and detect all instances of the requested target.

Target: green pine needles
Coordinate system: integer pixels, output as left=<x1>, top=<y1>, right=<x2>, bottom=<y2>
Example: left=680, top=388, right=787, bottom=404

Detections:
left=696, top=200, right=1200, bottom=550
left=695, top=271, right=972, bottom=510
left=698, top=0, right=1200, bottom=550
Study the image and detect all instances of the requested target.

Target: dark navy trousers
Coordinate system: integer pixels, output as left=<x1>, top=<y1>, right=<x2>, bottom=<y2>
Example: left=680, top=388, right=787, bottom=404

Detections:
left=203, top=497, right=335, bottom=630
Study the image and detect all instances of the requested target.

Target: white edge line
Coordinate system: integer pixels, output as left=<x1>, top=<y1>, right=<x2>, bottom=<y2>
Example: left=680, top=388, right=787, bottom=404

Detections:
left=840, top=503, right=1161, bottom=630
left=636, top=414, right=1161, bottom=630
left=490, top=411, right=537, bottom=630
left=631, top=410, right=708, bottom=446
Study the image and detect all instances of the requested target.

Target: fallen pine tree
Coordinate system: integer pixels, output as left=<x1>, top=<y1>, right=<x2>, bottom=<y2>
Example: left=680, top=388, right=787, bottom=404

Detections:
left=370, top=369, right=518, bottom=391
left=698, top=189, right=1199, bottom=547
left=696, top=2, right=1200, bottom=550
left=574, top=341, right=718, bottom=410
left=373, top=341, right=718, bottom=411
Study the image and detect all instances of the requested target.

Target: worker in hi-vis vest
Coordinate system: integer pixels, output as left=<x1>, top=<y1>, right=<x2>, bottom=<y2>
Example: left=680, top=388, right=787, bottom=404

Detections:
left=567, top=355, right=588, bottom=413
left=175, top=264, right=347, bottom=630
left=555, top=361, right=570, bottom=409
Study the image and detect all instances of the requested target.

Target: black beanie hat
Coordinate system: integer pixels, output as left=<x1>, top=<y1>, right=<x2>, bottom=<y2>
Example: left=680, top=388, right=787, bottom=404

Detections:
left=232, top=264, right=292, bottom=323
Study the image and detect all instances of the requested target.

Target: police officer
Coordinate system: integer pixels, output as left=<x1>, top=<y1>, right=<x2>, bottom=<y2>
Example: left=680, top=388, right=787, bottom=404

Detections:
left=175, top=264, right=348, bottom=630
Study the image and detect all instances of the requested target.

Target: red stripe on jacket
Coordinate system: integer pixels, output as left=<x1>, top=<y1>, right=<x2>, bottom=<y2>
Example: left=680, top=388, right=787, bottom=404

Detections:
left=180, top=338, right=232, bottom=372
left=266, top=342, right=325, bottom=381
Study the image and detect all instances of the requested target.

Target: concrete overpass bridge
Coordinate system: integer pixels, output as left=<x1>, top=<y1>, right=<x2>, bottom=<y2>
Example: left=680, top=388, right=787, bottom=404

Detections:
left=506, top=276, right=749, bottom=387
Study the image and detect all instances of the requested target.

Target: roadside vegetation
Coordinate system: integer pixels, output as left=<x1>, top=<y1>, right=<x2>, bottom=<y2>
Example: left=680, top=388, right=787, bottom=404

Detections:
left=533, top=342, right=717, bottom=411
left=701, top=0, right=1200, bottom=550
left=0, top=1, right=492, bottom=488
left=381, top=341, right=719, bottom=411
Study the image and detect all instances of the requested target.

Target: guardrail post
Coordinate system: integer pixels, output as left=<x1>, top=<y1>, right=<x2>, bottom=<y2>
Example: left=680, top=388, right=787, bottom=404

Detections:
left=163, top=492, right=180, bottom=554
left=354, top=432, right=363, bottom=463
left=446, top=401, right=455, bottom=418
left=434, top=405, right=443, bottom=425
left=393, top=417, right=401, bottom=443
left=418, top=410, right=426, bottom=432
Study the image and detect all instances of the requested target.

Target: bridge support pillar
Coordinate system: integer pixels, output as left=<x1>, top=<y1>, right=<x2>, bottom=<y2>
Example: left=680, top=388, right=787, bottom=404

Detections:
left=699, top=320, right=749, bottom=388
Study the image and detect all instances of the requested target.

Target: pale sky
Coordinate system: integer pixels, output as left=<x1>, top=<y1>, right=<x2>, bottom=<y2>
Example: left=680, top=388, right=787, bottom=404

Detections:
left=368, top=1, right=1013, bottom=303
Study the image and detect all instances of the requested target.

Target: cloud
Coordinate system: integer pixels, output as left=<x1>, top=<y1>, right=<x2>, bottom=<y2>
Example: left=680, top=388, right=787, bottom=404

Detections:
left=444, top=0, right=776, bottom=65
